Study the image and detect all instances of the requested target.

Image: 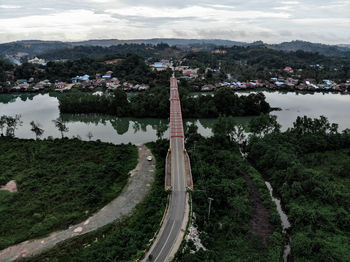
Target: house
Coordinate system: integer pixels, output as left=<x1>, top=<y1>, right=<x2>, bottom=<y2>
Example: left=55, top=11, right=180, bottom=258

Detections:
left=16, top=79, right=27, bottom=85
left=284, top=66, right=294, bottom=73
left=275, top=81, right=285, bottom=86
left=139, top=84, right=150, bottom=91
left=33, top=84, right=44, bottom=91
left=72, top=75, right=90, bottom=83
left=152, top=62, right=167, bottom=71
left=104, top=58, right=123, bottom=64
left=39, top=80, right=51, bottom=87
left=55, top=82, right=67, bottom=89
left=212, top=49, right=227, bottom=54
left=183, top=68, right=199, bottom=78
left=28, top=57, right=46, bottom=65
left=201, top=84, right=215, bottom=91
left=107, top=82, right=120, bottom=90
left=102, top=71, right=113, bottom=79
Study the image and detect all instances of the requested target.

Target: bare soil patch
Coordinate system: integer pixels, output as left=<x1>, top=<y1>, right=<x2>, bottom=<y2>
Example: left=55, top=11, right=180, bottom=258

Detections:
left=0, top=180, right=17, bottom=193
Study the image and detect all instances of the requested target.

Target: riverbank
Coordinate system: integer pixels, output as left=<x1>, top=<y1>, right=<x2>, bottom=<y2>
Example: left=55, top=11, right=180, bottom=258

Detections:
left=0, top=137, right=137, bottom=251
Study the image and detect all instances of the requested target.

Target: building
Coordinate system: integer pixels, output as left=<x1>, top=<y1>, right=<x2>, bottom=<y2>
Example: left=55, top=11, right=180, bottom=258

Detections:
left=284, top=66, right=294, bottom=73
left=28, top=57, right=46, bottom=65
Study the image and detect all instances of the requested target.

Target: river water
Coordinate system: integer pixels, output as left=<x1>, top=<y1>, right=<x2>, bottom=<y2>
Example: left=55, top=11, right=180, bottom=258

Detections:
left=0, top=91, right=349, bottom=144
left=265, top=182, right=291, bottom=262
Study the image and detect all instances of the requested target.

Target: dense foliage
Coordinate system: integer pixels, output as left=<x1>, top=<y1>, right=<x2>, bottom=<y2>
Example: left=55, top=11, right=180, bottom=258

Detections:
left=37, top=43, right=180, bottom=60
left=0, top=59, right=14, bottom=83
left=0, top=137, right=137, bottom=250
left=25, top=140, right=169, bottom=262
left=247, top=116, right=350, bottom=261
left=175, top=123, right=284, bottom=261
left=58, top=87, right=271, bottom=118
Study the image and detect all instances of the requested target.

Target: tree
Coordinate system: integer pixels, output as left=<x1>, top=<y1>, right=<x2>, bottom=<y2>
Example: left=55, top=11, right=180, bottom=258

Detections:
left=0, top=115, right=6, bottom=135
left=86, top=131, right=93, bottom=141
left=184, top=123, right=202, bottom=145
left=249, top=114, right=280, bottom=137
left=231, top=124, right=247, bottom=145
left=53, top=118, right=69, bottom=138
left=30, top=121, right=44, bottom=139
left=156, top=121, right=168, bottom=140
left=290, top=115, right=338, bottom=135
left=5, top=115, right=23, bottom=137
left=212, top=115, right=237, bottom=143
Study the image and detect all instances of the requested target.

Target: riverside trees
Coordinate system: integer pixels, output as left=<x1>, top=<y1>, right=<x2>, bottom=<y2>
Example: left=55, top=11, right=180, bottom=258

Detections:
left=58, top=87, right=271, bottom=118
left=0, top=114, right=22, bottom=137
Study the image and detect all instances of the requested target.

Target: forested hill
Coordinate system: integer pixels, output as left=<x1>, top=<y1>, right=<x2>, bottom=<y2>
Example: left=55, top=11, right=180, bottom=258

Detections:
left=1, top=39, right=350, bottom=60
left=37, top=43, right=182, bottom=60
left=268, top=40, right=350, bottom=58
left=0, top=40, right=70, bottom=57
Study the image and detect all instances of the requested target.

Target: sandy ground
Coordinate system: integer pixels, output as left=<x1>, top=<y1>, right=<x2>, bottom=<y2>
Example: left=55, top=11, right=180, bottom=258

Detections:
left=0, top=180, right=17, bottom=193
left=0, top=145, right=155, bottom=262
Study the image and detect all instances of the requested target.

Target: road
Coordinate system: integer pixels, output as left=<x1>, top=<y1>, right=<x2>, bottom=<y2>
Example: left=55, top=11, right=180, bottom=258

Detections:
left=145, top=77, right=188, bottom=262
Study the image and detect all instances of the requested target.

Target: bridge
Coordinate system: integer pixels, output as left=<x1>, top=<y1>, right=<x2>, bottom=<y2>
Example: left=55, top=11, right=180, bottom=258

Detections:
left=144, top=77, right=193, bottom=262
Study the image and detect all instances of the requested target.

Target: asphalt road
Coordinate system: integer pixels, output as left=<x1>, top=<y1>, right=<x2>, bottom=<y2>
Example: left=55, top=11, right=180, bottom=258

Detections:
left=146, top=77, right=187, bottom=262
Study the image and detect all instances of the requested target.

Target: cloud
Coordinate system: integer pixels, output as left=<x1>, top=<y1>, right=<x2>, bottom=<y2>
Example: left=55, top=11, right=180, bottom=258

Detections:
left=0, top=0, right=349, bottom=44
left=105, top=5, right=290, bottom=19
left=0, top=5, right=21, bottom=9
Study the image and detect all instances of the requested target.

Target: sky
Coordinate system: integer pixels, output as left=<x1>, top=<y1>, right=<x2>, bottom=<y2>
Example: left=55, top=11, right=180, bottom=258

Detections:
left=0, top=0, right=349, bottom=44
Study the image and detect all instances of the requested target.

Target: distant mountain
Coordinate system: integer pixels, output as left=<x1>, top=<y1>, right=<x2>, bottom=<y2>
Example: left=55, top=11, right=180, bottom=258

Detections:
left=70, top=38, right=248, bottom=47
left=337, top=44, right=350, bottom=49
left=0, top=38, right=248, bottom=59
left=268, top=40, right=350, bottom=57
left=0, top=40, right=70, bottom=57
left=1, top=38, right=350, bottom=60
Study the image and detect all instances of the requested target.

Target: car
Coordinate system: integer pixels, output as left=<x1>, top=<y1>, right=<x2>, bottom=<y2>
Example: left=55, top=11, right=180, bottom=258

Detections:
left=147, top=156, right=153, bottom=161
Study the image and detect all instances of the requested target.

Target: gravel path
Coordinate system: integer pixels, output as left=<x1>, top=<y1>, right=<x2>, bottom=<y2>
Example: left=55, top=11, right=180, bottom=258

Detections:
left=0, top=145, right=155, bottom=262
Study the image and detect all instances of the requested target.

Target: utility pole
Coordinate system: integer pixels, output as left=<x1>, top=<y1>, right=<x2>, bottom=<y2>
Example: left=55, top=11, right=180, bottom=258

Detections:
left=208, top=197, right=214, bottom=220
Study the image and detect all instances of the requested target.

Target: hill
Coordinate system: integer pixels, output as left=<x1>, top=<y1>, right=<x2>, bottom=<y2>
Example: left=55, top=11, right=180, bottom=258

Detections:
left=1, top=39, right=350, bottom=61
left=269, top=40, right=350, bottom=57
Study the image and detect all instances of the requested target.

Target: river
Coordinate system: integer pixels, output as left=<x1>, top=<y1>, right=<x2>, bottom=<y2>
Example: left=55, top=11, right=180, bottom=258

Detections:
left=0, top=91, right=349, bottom=144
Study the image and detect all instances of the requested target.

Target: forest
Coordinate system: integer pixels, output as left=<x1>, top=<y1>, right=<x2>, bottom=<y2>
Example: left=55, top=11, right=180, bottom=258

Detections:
left=0, top=59, right=13, bottom=83
left=58, top=87, right=271, bottom=118
left=246, top=116, right=350, bottom=261
left=24, top=140, right=169, bottom=262
left=37, top=43, right=180, bottom=60
left=0, top=137, right=137, bottom=250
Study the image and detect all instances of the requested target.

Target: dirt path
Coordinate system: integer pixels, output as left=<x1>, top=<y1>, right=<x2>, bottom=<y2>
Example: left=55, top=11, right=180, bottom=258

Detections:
left=0, top=145, right=155, bottom=262
left=244, top=174, right=274, bottom=243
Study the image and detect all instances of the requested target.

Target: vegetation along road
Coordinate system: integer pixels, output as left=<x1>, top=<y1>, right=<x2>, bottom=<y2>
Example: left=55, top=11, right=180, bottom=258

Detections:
left=0, top=145, right=155, bottom=261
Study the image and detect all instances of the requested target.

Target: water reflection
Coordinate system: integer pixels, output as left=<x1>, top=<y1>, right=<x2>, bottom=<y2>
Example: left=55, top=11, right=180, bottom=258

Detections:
left=0, top=93, right=38, bottom=104
left=1, top=92, right=350, bottom=144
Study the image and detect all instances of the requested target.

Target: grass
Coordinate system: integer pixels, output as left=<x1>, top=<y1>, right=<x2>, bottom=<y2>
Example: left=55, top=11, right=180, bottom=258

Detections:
left=0, top=137, right=137, bottom=250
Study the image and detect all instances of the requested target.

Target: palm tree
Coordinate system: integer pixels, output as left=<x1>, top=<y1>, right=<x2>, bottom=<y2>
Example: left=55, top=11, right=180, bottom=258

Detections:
left=30, top=121, right=44, bottom=139
left=52, top=118, right=69, bottom=138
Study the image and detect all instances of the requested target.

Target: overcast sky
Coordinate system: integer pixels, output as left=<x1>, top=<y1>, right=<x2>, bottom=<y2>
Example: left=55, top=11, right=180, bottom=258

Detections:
left=0, top=0, right=349, bottom=44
